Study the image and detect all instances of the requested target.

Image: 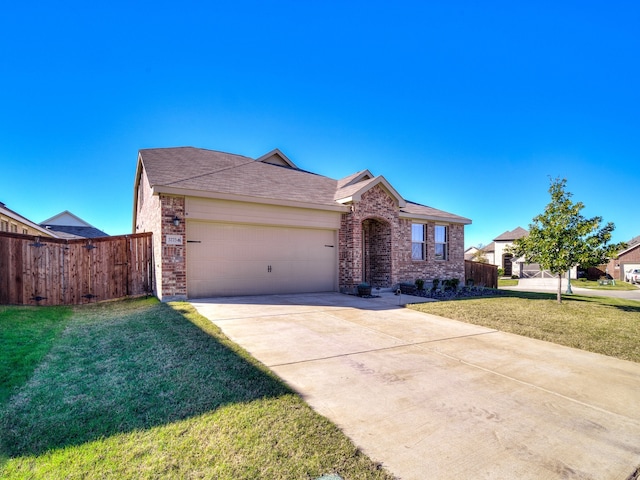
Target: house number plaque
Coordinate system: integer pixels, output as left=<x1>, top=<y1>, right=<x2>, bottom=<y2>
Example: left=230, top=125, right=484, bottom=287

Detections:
left=166, top=235, right=183, bottom=245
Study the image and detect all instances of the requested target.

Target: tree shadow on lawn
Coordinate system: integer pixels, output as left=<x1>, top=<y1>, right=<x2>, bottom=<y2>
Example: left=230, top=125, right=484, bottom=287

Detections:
left=0, top=299, right=292, bottom=459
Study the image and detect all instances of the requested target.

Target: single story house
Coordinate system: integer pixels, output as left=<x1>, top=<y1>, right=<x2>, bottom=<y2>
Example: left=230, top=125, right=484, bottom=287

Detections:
left=602, top=236, right=640, bottom=281
left=133, top=147, right=471, bottom=301
left=40, top=211, right=109, bottom=239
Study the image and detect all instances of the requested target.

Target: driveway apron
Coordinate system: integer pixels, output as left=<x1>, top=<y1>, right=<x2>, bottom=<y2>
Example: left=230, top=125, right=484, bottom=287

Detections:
left=191, top=293, right=640, bottom=480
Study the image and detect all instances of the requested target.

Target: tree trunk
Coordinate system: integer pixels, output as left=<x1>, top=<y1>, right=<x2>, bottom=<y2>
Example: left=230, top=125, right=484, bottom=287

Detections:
left=557, top=273, right=563, bottom=304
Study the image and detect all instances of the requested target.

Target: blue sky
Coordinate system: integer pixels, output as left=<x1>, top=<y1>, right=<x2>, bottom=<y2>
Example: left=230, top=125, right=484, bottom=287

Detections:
left=1, top=1, right=638, bottom=248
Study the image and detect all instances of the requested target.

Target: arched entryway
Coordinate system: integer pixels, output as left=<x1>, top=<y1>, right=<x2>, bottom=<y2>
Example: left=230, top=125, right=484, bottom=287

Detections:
left=362, top=218, right=392, bottom=287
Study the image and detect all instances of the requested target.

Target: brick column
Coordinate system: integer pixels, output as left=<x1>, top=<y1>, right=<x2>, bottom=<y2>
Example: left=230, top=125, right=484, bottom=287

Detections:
left=159, top=195, right=187, bottom=301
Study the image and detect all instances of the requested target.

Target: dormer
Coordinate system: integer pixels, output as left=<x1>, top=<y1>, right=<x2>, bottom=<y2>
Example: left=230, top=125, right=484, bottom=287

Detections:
left=256, top=149, right=299, bottom=169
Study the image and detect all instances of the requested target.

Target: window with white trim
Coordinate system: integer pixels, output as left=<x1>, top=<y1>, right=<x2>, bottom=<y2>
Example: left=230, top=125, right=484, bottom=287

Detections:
left=435, top=225, right=448, bottom=260
left=411, top=223, right=426, bottom=260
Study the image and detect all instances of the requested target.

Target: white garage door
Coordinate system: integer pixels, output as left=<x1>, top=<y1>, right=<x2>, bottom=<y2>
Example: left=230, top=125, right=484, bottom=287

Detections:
left=186, top=221, right=338, bottom=298
left=623, top=263, right=640, bottom=281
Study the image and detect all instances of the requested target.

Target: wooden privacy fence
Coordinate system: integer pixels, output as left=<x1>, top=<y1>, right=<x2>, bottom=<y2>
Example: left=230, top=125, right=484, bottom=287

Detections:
left=465, top=260, right=498, bottom=289
left=0, top=232, right=153, bottom=306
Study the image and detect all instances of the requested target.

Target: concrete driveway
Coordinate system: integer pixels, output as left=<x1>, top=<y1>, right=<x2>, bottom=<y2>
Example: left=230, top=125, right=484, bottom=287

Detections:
left=191, top=292, right=640, bottom=480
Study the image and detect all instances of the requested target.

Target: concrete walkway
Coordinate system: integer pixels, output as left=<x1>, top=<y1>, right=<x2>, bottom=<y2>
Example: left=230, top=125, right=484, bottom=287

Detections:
left=191, top=293, right=640, bottom=480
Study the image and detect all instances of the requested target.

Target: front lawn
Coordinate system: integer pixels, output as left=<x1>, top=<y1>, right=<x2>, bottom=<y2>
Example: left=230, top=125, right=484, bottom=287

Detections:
left=0, top=298, right=392, bottom=479
left=409, top=291, right=640, bottom=363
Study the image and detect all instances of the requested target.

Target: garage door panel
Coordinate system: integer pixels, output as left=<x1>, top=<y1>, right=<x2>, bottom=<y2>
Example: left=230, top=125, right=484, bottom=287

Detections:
left=187, top=221, right=337, bottom=298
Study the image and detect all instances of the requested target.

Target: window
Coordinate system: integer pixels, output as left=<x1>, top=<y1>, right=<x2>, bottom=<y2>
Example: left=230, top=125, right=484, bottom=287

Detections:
left=435, top=225, right=448, bottom=260
left=10, top=223, right=17, bottom=233
left=22, top=228, right=28, bottom=235
left=0, top=220, right=7, bottom=232
left=411, top=223, right=425, bottom=260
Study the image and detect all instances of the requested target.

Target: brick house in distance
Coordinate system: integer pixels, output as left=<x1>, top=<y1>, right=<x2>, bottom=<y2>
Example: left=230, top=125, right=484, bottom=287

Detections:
left=602, top=236, right=640, bottom=281
left=133, top=147, right=471, bottom=300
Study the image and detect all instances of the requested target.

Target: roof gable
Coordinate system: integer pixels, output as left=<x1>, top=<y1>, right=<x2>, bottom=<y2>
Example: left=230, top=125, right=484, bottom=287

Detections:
left=255, top=149, right=298, bottom=169
left=618, top=240, right=640, bottom=257
left=337, top=170, right=375, bottom=189
left=335, top=175, right=406, bottom=207
left=40, top=210, right=92, bottom=227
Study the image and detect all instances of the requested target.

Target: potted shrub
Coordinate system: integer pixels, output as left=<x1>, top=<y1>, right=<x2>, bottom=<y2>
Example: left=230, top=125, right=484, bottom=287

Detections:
left=415, top=278, right=425, bottom=291
left=399, top=282, right=417, bottom=295
left=357, top=282, right=372, bottom=297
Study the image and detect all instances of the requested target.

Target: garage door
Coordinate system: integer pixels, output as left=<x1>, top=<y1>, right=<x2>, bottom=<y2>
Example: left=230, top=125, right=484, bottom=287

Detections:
left=186, top=221, right=337, bottom=298
left=622, top=263, right=640, bottom=281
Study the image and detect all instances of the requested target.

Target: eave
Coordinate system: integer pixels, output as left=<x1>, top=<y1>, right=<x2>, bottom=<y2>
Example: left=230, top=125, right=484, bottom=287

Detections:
left=151, top=185, right=350, bottom=213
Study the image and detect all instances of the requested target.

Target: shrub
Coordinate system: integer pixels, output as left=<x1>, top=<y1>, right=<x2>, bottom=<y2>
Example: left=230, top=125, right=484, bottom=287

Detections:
left=415, top=278, right=425, bottom=290
left=498, top=268, right=505, bottom=277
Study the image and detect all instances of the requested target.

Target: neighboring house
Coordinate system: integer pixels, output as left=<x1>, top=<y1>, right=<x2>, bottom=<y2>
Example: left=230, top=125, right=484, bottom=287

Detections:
left=492, top=227, right=528, bottom=276
left=40, top=211, right=109, bottom=239
left=133, top=147, right=472, bottom=301
left=464, top=244, right=492, bottom=263
left=479, top=242, right=496, bottom=265
left=464, top=246, right=479, bottom=261
left=602, top=235, right=640, bottom=281
left=0, top=202, right=58, bottom=237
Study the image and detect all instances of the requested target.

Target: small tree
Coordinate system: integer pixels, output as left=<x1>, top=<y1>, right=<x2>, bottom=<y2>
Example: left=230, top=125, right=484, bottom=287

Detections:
left=472, top=248, right=488, bottom=263
left=510, top=178, right=625, bottom=303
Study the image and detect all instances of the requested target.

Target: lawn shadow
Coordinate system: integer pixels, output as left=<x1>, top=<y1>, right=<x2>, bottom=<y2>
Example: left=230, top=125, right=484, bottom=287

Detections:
left=0, top=299, right=292, bottom=459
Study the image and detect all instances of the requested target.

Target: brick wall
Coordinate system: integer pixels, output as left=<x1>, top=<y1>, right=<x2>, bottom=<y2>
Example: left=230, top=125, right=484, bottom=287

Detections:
left=159, top=195, right=186, bottom=300
left=135, top=167, right=187, bottom=301
left=604, top=244, right=640, bottom=280
left=338, top=184, right=466, bottom=292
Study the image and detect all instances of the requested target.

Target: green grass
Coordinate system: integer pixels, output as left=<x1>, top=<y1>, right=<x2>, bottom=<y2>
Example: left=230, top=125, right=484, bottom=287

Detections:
left=572, top=279, right=639, bottom=290
left=498, top=278, right=519, bottom=287
left=409, top=291, right=640, bottom=363
left=0, top=298, right=392, bottom=479
left=0, top=305, right=73, bottom=404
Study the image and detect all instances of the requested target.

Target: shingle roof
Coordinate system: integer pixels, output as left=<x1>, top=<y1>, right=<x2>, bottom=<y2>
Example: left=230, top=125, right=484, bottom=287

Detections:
left=481, top=241, right=495, bottom=252
left=139, top=147, right=339, bottom=207
left=42, top=225, right=109, bottom=239
left=138, top=147, right=470, bottom=223
left=401, top=201, right=471, bottom=224
left=494, top=226, right=529, bottom=241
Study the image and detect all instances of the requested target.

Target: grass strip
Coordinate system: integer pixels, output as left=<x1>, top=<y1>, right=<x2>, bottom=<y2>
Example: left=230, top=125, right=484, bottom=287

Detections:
left=1, top=298, right=392, bottom=479
left=0, top=305, right=72, bottom=404
left=409, top=291, right=640, bottom=363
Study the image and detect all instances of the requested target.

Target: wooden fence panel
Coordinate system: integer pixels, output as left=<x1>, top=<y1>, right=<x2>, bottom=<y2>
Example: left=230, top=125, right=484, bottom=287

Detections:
left=465, top=260, right=498, bottom=289
left=0, top=232, right=153, bottom=306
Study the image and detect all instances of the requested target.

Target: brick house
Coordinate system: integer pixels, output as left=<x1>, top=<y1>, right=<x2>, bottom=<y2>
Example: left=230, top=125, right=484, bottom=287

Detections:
left=133, top=147, right=471, bottom=300
left=602, top=236, right=640, bottom=281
